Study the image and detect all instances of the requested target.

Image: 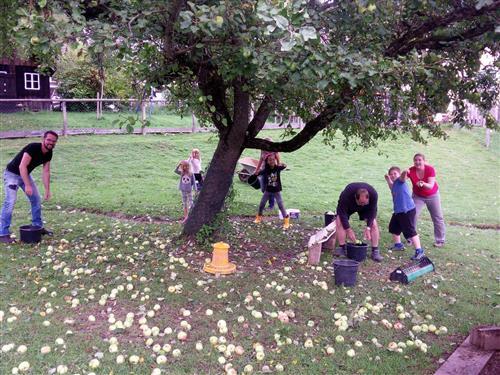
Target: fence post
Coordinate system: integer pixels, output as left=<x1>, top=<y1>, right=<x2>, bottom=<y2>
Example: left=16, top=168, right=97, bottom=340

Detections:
left=61, top=101, right=68, bottom=136
left=96, top=93, right=100, bottom=119
left=191, top=112, right=197, bottom=133
left=141, top=101, right=147, bottom=135
left=485, top=127, right=491, bottom=148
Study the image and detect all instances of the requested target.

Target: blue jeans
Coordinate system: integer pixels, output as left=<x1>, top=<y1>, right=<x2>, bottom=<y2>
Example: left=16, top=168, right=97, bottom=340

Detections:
left=258, top=175, right=275, bottom=208
left=258, top=192, right=286, bottom=218
left=0, top=170, right=43, bottom=235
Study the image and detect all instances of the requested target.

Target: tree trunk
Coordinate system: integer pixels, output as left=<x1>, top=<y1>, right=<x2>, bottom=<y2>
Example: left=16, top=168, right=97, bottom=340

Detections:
left=183, top=83, right=250, bottom=235
left=182, top=132, right=245, bottom=235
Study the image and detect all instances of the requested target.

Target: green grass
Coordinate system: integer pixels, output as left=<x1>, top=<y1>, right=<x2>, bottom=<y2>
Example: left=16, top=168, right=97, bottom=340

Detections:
left=1, top=126, right=497, bottom=225
left=0, top=126, right=499, bottom=375
left=0, top=110, right=193, bottom=132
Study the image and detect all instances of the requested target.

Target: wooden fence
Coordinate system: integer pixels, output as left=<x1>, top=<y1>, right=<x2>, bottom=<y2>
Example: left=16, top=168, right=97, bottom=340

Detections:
left=0, top=99, right=497, bottom=146
left=0, top=98, right=305, bottom=139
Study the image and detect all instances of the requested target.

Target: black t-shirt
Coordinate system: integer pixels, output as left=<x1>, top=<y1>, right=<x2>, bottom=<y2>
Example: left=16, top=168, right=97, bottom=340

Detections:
left=259, top=165, right=286, bottom=193
left=6, top=143, right=52, bottom=175
left=336, top=182, right=378, bottom=229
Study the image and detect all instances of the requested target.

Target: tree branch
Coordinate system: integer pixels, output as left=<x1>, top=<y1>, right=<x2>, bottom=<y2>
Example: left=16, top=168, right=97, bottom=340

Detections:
left=398, top=22, right=496, bottom=54
left=197, top=63, right=232, bottom=133
left=246, top=96, right=274, bottom=139
left=308, top=0, right=339, bottom=12
left=244, top=87, right=353, bottom=152
left=386, top=1, right=500, bottom=57
left=163, top=0, right=187, bottom=60
left=232, top=78, right=251, bottom=137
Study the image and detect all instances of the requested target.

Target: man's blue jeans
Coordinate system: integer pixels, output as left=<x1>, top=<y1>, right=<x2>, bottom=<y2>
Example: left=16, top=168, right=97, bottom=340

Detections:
left=0, top=170, right=43, bottom=236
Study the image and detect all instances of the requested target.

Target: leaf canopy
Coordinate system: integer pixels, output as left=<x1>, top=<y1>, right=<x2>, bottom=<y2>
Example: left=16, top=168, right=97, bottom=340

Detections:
left=8, top=0, right=499, bottom=149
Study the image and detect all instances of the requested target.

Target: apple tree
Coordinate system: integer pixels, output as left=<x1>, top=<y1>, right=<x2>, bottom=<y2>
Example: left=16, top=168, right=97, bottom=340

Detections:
left=10, top=0, right=499, bottom=235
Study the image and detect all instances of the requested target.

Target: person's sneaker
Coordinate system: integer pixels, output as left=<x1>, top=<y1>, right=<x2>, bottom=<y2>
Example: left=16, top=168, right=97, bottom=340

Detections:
left=0, top=235, right=15, bottom=244
left=433, top=241, right=445, bottom=248
left=40, top=228, right=54, bottom=236
left=411, top=248, right=425, bottom=260
left=334, top=246, right=346, bottom=257
left=389, top=243, right=405, bottom=251
left=371, top=249, right=383, bottom=262
left=254, top=215, right=262, bottom=224
left=283, top=216, right=290, bottom=229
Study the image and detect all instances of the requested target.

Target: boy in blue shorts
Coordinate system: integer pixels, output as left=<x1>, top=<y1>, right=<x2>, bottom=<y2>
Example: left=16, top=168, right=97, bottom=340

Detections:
left=385, top=166, right=425, bottom=260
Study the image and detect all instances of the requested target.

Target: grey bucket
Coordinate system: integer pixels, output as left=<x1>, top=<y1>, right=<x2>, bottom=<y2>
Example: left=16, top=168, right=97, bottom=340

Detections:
left=324, top=211, right=336, bottom=226
left=247, top=175, right=261, bottom=190
left=333, top=259, right=360, bottom=286
left=346, top=242, right=368, bottom=262
left=19, top=225, right=42, bottom=243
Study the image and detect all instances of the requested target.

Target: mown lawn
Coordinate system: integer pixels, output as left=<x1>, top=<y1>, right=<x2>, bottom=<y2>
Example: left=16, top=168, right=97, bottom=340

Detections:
left=0, top=126, right=498, bottom=375
left=0, top=110, right=193, bottom=132
left=1, top=125, right=498, bottom=225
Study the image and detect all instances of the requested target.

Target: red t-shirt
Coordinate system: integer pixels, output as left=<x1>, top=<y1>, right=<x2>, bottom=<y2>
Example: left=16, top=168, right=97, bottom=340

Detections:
left=408, top=165, right=439, bottom=197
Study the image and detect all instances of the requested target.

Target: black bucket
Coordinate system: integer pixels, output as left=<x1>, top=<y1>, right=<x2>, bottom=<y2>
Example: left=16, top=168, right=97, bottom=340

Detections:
left=19, top=225, right=42, bottom=244
left=324, top=211, right=336, bottom=226
left=247, top=175, right=261, bottom=190
left=346, top=242, right=368, bottom=262
left=333, top=259, right=360, bottom=286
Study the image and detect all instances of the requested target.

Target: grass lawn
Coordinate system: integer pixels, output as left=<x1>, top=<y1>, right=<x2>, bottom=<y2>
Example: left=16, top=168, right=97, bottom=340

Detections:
left=1, top=126, right=498, bottom=225
left=0, top=126, right=498, bottom=374
left=0, top=110, right=193, bottom=132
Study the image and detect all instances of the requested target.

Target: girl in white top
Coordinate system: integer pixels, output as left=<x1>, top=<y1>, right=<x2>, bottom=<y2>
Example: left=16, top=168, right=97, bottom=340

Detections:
left=187, top=149, right=203, bottom=191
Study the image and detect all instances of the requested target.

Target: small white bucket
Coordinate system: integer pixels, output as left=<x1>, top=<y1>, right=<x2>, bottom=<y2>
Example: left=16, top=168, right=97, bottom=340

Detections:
left=279, top=208, right=300, bottom=220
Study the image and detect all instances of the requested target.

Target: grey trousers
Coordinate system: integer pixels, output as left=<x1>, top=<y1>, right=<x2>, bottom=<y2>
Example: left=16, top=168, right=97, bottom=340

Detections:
left=259, top=192, right=287, bottom=218
left=413, top=192, right=446, bottom=243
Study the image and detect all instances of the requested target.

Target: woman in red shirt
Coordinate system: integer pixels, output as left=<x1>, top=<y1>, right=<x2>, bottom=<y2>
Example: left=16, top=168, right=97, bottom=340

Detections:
left=407, top=153, right=446, bottom=247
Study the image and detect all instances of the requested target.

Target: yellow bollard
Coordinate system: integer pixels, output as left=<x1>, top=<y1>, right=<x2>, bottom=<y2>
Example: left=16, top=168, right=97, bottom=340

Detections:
left=203, top=242, right=236, bottom=275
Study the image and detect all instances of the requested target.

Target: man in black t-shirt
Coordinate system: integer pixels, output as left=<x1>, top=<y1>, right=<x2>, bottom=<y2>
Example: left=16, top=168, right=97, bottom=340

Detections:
left=334, top=182, right=383, bottom=262
left=0, top=131, right=58, bottom=243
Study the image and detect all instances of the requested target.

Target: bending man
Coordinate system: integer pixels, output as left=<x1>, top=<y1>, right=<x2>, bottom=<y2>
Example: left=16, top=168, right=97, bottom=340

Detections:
left=0, top=131, right=58, bottom=243
left=335, top=182, right=382, bottom=262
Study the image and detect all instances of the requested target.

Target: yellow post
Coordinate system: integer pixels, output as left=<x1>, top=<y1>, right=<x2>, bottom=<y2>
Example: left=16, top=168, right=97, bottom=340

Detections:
left=203, top=242, right=236, bottom=275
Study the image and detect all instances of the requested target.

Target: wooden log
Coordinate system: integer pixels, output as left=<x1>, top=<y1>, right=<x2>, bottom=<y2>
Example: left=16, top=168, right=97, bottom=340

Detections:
left=434, top=336, right=494, bottom=375
left=470, top=326, right=500, bottom=351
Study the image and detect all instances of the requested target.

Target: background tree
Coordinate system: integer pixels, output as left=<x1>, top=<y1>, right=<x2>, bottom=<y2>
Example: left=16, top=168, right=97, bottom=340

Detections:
left=55, top=46, right=142, bottom=111
left=11, top=0, right=499, bottom=235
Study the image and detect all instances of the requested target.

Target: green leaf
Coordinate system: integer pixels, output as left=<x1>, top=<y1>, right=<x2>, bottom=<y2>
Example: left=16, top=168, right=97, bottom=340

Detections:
left=38, top=0, right=47, bottom=7
left=266, top=24, right=276, bottom=33
left=316, top=80, right=329, bottom=90
left=15, top=8, right=29, bottom=16
left=127, top=116, right=137, bottom=125
left=340, top=72, right=358, bottom=87
left=273, top=15, right=289, bottom=30
left=476, top=0, right=493, bottom=10
left=179, top=12, right=192, bottom=29
left=280, top=39, right=296, bottom=52
left=180, top=19, right=191, bottom=29
left=299, top=26, right=317, bottom=42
